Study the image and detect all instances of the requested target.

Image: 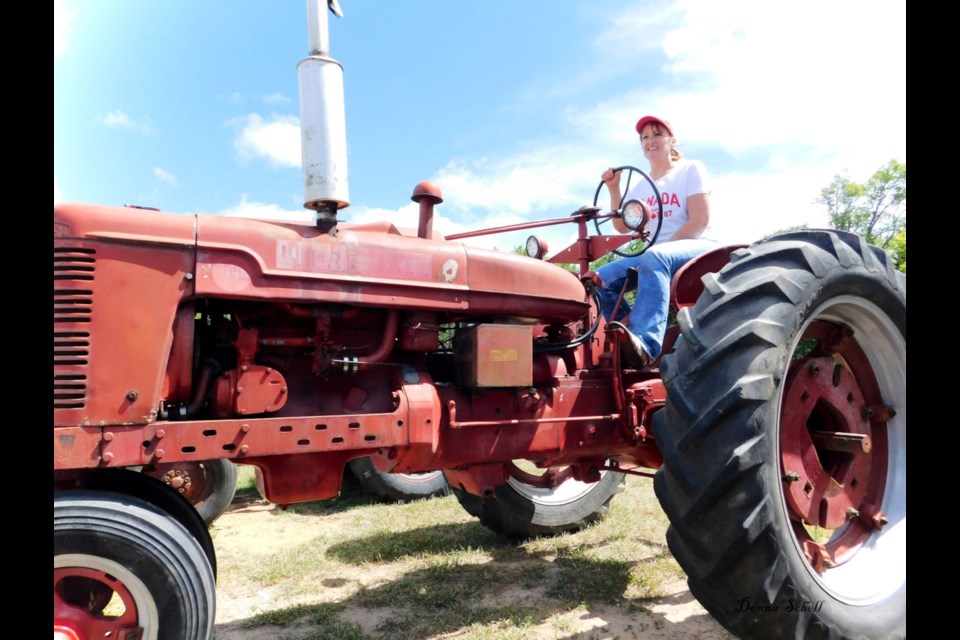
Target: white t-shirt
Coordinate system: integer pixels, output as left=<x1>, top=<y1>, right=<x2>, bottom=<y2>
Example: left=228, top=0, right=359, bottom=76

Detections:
left=623, top=159, right=716, bottom=242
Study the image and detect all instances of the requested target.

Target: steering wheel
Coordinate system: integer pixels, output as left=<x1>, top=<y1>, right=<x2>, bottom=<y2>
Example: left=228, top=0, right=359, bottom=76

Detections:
left=592, top=165, right=664, bottom=258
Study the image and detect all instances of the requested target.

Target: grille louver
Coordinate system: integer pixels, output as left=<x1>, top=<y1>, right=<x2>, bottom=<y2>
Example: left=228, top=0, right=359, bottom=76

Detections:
left=54, top=247, right=95, bottom=409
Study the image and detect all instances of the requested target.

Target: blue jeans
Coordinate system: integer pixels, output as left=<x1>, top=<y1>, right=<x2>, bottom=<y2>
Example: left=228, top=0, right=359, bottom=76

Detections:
left=594, top=239, right=719, bottom=359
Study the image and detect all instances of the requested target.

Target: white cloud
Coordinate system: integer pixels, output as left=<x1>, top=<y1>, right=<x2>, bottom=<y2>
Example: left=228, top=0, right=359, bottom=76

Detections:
left=709, top=169, right=832, bottom=245
left=217, top=195, right=461, bottom=236
left=263, top=93, right=292, bottom=105
left=99, top=109, right=153, bottom=135
left=213, top=194, right=541, bottom=253
left=54, top=174, right=63, bottom=204
left=433, top=155, right=587, bottom=218
left=217, top=194, right=314, bottom=222
left=592, top=0, right=906, bottom=170
left=425, top=151, right=610, bottom=252
left=232, top=113, right=302, bottom=169
left=645, top=0, right=903, bottom=240
left=154, top=167, right=178, bottom=187
left=344, top=202, right=429, bottom=230
left=224, top=92, right=291, bottom=106
left=345, top=202, right=495, bottom=245
left=595, top=4, right=685, bottom=56
left=415, top=0, right=904, bottom=250
left=101, top=110, right=134, bottom=128
left=54, top=0, right=76, bottom=57
left=180, top=0, right=903, bottom=261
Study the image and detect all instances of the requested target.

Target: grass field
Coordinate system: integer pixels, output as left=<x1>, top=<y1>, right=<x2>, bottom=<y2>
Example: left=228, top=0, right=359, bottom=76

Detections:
left=210, top=466, right=734, bottom=640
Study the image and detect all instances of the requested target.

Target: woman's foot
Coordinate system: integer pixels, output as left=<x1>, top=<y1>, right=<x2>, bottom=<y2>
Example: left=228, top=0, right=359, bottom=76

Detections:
left=606, top=321, right=651, bottom=368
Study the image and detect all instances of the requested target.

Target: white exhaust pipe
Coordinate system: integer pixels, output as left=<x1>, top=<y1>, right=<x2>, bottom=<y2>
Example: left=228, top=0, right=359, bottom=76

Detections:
left=299, top=0, right=349, bottom=231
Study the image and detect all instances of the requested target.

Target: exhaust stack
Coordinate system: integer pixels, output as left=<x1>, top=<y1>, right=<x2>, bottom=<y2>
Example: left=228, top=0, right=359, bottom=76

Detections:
left=299, top=0, right=349, bottom=232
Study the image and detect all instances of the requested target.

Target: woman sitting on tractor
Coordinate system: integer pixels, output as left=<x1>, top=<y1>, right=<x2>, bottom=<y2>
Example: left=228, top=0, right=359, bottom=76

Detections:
left=595, top=114, right=719, bottom=367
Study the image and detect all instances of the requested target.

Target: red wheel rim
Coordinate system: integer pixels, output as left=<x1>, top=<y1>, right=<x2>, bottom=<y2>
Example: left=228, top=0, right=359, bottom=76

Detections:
left=53, top=565, right=142, bottom=640
left=780, top=320, right=891, bottom=572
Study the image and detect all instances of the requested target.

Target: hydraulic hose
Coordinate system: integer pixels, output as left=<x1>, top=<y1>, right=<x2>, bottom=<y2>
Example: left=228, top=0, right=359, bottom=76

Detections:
left=533, top=289, right=603, bottom=354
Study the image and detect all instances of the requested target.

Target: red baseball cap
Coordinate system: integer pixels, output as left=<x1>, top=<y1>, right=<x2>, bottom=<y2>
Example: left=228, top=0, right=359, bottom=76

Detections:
left=635, top=115, right=673, bottom=136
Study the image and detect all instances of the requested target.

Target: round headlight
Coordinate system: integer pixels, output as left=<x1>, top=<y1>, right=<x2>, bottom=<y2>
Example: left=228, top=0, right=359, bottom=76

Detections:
left=525, top=235, right=548, bottom=259
left=620, top=199, right=650, bottom=231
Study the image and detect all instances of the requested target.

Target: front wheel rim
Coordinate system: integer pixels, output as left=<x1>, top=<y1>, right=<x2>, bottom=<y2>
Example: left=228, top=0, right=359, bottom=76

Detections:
left=54, top=553, right=160, bottom=640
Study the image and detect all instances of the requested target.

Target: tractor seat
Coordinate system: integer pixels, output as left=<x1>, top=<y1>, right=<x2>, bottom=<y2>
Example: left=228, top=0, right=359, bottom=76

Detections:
left=669, top=244, right=748, bottom=313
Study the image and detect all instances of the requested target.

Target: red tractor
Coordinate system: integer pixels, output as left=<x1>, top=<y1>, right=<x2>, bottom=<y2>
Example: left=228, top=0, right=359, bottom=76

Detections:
left=53, top=3, right=905, bottom=639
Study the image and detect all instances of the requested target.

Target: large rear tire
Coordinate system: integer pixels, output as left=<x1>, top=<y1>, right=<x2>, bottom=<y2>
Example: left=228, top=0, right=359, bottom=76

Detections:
left=654, top=230, right=905, bottom=639
left=348, top=456, right=450, bottom=502
left=454, top=462, right=626, bottom=539
left=54, top=490, right=216, bottom=640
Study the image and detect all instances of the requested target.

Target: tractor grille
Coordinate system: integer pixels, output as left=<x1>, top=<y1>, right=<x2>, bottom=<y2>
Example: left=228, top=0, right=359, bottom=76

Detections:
left=53, top=247, right=95, bottom=409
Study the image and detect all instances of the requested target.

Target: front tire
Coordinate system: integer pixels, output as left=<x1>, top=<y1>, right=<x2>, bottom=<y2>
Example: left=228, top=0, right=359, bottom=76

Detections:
left=54, top=491, right=216, bottom=640
left=654, top=230, right=905, bottom=639
left=139, top=458, right=238, bottom=526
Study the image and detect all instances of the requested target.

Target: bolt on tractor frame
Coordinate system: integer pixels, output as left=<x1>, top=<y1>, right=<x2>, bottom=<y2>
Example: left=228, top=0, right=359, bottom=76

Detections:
left=53, top=3, right=905, bottom=639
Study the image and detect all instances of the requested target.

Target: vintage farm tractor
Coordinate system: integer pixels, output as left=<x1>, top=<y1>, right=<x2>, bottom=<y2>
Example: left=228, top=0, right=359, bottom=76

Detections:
left=53, top=3, right=906, bottom=639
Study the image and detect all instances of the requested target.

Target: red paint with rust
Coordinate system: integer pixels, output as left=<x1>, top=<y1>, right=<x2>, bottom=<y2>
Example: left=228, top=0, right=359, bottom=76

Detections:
left=53, top=200, right=717, bottom=503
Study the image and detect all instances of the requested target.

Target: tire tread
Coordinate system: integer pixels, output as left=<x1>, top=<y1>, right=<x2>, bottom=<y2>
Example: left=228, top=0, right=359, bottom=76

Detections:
left=654, top=230, right=906, bottom=640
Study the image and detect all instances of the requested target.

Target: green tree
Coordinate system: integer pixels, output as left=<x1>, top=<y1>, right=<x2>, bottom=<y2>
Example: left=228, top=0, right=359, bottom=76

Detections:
left=887, top=227, right=906, bottom=273
left=589, top=238, right=644, bottom=271
left=817, top=159, right=906, bottom=250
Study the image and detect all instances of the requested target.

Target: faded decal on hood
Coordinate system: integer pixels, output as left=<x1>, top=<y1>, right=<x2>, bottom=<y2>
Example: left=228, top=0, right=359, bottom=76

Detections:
left=440, top=259, right=459, bottom=282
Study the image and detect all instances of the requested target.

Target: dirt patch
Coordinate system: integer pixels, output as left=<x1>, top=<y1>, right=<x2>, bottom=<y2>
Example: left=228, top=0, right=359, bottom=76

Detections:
left=210, top=486, right=736, bottom=640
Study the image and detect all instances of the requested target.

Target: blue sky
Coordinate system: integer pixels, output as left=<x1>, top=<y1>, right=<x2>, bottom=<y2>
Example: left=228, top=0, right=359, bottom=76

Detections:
left=54, top=0, right=905, bottom=252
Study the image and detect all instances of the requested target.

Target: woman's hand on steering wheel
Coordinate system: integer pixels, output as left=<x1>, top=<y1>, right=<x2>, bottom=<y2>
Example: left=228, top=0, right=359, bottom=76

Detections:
left=601, top=167, right=622, bottom=189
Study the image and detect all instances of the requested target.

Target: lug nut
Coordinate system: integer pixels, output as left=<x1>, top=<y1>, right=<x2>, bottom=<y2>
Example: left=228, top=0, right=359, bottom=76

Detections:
left=867, top=511, right=889, bottom=529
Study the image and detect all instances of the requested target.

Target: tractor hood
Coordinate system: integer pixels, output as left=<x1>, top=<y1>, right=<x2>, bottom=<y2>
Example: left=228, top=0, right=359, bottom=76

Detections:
left=54, top=203, right=588, bottom=323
